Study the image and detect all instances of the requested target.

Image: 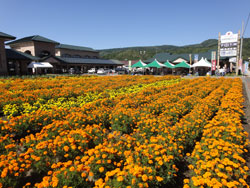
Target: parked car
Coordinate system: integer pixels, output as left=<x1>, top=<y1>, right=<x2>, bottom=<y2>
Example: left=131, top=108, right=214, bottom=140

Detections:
left=88, top=68, right=96, bottom=74
left=97, top=68, right=108, bottom=75
left=115, top=67, right=128, bottom=74
left=105, top=69, right=116, bottom=74
left=69, top=68, right=75, bottom=74
left=109, top=69, right=116, bottom=73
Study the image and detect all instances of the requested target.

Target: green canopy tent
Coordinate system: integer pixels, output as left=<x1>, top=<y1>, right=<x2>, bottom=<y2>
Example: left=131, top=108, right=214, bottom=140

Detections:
left=164, top=60, right=175, bottom=68
left=145, top=59, right=166, bottom=68
left=164, top=60, right=175, bottom=74
left=131, top=59, right=146, bottom=68
left=173, top=61, right=191, bottom=75
left=174, top=61, right=191, bottom=68
left=145, top=59, right=166, bottom=75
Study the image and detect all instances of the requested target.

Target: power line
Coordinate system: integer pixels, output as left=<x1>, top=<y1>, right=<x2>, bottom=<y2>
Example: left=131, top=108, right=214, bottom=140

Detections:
left=243, top=12, right=250, bottom=37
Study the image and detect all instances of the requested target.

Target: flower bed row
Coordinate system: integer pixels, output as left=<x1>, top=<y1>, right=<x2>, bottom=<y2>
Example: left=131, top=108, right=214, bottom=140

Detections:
left=1, top=75, right=179, bottom=116
left=96, top=78, right=233, bottom=188
left=184, top=78, right=249, bottom=188
left=3, top=77, right=180, bottom=118
left=0, top=78, right=189, bottom=141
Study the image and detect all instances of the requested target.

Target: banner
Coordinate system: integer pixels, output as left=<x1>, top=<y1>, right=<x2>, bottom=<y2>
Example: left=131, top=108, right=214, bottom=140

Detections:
left=244, top=61, right=249, bottom=74
left=220, top=31, right=238, bottom=57
left=211, top=51, right=216, bottom=71
left=238, top=59, right=242, bottom=70
left=229, top=57, right=236, bottom=63
left=194, top=54, right=199, bottom=62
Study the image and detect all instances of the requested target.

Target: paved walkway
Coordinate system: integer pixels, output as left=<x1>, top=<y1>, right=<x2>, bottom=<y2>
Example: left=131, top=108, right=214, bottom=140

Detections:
left=242, top=77, right=250, bottom=104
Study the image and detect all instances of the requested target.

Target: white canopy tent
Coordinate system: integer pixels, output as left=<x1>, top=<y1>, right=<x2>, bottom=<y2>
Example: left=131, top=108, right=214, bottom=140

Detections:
left=28, top=62, right=53, bottom=75
left=191, top=57, right=211, bottom=68
left=28, top=62, right=53, bottom=68
left=204, top=58, right=211, bottom=64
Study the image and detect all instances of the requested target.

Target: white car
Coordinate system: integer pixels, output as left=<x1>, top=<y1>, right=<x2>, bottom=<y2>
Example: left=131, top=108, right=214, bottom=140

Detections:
left=88, top=68, right=96, bottom=74
left=97, top=68, right=108, bottom=75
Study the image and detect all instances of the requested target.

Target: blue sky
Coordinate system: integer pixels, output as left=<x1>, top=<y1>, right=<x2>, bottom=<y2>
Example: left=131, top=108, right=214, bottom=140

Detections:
left=1, top=0, right=250, bottom=49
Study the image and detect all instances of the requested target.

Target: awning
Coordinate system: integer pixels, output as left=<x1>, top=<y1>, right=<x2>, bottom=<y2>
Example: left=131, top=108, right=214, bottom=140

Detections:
left=174, top=61, right=191, bottom=68
left=145, top=59, right=166, bottom=68
left=132, top=60, right=146, bottom=68
left=191, top=57, right=211, bottom=68
left=28, top=62, right=53, bottom=68
left=164, top=60, right=175, bottom=68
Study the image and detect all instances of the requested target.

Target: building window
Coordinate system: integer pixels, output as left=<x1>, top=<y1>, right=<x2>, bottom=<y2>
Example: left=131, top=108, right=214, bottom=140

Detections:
left=40, top=50, right=51, bottom=58
left=62, top=54, right=71, bottom=58
left=25, top=50, right=32, bottom=55
left=72, top=55, right=81, bottom=58
left=84, top=55, right=90, bottom=59
left=93, top=56, right=98, bottom=59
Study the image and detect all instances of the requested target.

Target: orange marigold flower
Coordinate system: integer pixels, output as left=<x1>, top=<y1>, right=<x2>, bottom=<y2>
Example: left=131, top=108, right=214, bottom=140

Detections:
left=63, top=146, right=69, bottom=152
left=142, top=174, right=148, bottom=182
left=99, top=167, right=104, bottom=173
left=117, top=176, right=124, bottom=182
left=156, top=176, right=163, bottom=182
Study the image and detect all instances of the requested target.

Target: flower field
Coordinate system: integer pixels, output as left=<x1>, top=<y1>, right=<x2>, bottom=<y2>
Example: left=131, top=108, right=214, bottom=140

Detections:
left=0, top=75, right=249, bottom=188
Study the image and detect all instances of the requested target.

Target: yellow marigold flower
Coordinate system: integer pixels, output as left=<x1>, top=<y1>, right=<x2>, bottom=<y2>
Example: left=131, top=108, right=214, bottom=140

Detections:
left=69, top=166, right=75, bottom=171
left=188, top=164, right=194, bottom=169
left=183, top=184, right=190, bottom=188
left=226, top=166, right=232, bottom=172
left=132, top=178, right=136, bottom=185
left=156, top=176, right=163, bottom=182
left=99, top=167, right=104, bottom=173
left=63, top=145, right=69, bottom=152
left=48, top=171, right=53, bottom=175
left=81, top=172, right=87, bottom=177
left=102, top=154, right=107, bottom=159
left=142, top=174, right=148, bottom=182
left=183, top=179, right=189, bottom=184
left=117, top=176, right=124, bottom=182
left=218, top=164, right=224, bottom=169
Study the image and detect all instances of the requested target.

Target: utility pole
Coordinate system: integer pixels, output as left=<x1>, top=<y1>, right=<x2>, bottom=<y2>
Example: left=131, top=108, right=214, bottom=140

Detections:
left=236, top=30, right=241, bottom=75
left=240, top=21, right=244, bottom=60
left=217, top=32, right=221, bottom=70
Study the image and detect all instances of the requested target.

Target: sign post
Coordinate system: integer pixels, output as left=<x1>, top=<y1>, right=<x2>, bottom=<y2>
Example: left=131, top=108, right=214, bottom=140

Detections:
left=219, top=31, right=239, bottom=75
left=189, top=54, right=192, bottom=74
left=211, top=51, right=216, bottom=73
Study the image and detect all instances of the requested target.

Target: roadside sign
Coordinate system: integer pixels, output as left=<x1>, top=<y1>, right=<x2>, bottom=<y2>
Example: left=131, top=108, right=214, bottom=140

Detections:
left=211, top=51, right=216, bottom=71
left=220, top=31, right=238, bottom=57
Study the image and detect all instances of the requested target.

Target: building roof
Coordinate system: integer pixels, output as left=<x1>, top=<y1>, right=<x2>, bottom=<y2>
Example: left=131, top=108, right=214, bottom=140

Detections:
left=145, top=50, right=227, bottom=63
left=55, top=44, right=97, bottom=52
left=0, top=31, right=16, bottom=41
left=56, top=56, right=123, bottom=65
left=121, top=60, right=138, bottom=66
left=6, top=35, right=59, bottom=45
left=6, top=49, right=40, bottom=61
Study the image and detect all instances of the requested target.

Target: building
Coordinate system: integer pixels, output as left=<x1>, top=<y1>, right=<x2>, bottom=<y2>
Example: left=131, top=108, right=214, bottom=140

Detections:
left=0, top=32, right=16, bottom=75
left=0, top=32, right=123, bottom=76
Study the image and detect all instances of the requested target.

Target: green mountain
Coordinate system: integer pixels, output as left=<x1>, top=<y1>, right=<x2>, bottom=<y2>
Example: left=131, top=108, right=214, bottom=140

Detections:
left=99, top=38, right=250, bottom=60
